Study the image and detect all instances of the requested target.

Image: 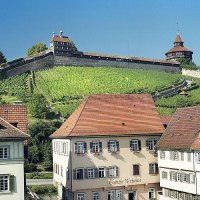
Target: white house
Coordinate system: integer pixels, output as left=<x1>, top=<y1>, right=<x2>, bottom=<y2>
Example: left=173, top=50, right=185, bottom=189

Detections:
left=51, top=94, right=165, bottom=200
left=0, top=105, right=29, bottom=200
left=156, top=106, right=200, bottom=199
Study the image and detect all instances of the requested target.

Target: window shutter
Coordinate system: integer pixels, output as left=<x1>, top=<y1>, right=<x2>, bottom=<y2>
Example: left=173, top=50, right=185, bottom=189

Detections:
left=74, top=143, right=77, bottom=153
left=186, top=174, right=190, bottom=183
left=146, top=140, right=149, bottom=150
left=73, top=170, right=76, bottom=179
left=90, top=142, right=93, bottom=153
left=175, top=172, right=177, bottom=182
left=9, top=175, right=15, bottom=192
left=108, top=141, right=111, bottom=152
left=130, top=140, right=133, bottom=151
left=107, top=167, right=110, bottom=177
left=116, top=167, right=119, bottom=177
left=149, top=164, right=151, bottom=174
left=170, top=171, right=172, bottom=180
left=116, top=141, right=119, bottom=151
left=84, top=142, right=87, bottom=153
left=99, top=142, right=102, bottom=153
left=138, top=140, right=141, bottom=150
left=94, top=168, right=98, bottom=178
left=180, top=173, right=183, bottom=182
left=84, top=169, right=88, bottom=179
left=155, top=164, right=158, bottom=174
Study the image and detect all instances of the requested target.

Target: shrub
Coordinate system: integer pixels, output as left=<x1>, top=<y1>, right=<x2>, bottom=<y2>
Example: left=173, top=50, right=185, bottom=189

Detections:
left=29, top=185, right=57, bottom=195
left=24, top=162, right=37, bottom=173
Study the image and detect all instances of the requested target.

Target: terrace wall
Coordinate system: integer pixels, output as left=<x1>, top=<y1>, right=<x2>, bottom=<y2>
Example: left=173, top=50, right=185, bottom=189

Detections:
left=182, top=69, right=200, bottom=78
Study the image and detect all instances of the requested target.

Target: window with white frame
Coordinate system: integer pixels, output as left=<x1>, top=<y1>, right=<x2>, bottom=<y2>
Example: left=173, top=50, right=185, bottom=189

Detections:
left=73, top=168, right=84, bottom=180
left=77, top=193, right=85, bottom=200
left=170, top=171, right=177, bottom=181
left=148, top=188, right=156, bottom=200
left=93, top=192, right=100, bottom=200
left=130, top=140, right=141, bottom=151
left=0, top=175, right=8, bottom=192
left=108, top=166, right=119, bottom=177
left=98, top=167, right=106, bottom=178
left=107, top=190, right=115, bottom=200
left=115, top=190, right=123, bottom=200
left=87, top=168, right=95, bottom=179
left=74, top=142, right=87, bottom=154
left=108, top=141, right=119, bottom=153
left=0, top=147, right=9, bottom=159
left=149, top=163, right=158, bottom=174
left=196, top=152, right=200, bottom=163
left=177, top=172, right=181, bottom=182
left=160, top=151, right=165, bottom=159
left=170, top=151, right=179, bottom=161
left=90, top=141, right=102, bottom=153
left=146, top=139, right=157, bottom=150
left=162, top=171, right=168, bottom=179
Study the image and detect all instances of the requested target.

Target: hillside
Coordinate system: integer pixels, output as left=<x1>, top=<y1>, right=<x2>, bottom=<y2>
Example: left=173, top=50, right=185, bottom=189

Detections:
left=1, top=66, right=199, bottom=117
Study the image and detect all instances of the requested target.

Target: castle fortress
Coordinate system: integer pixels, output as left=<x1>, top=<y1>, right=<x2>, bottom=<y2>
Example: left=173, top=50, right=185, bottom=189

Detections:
left=1, top=31, right=192, bottom=79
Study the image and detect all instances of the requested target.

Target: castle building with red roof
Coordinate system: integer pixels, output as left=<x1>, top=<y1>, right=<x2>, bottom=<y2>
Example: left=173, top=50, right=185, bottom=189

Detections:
left=51, top=94, right=164, bottom=200
left=165, top=34, right=193, bottom=61
left=156, top=106, right=200, bottom=199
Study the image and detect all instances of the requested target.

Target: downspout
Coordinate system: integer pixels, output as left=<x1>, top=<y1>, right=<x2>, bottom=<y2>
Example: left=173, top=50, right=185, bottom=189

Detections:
left=70, top=138, right=73, bottom=199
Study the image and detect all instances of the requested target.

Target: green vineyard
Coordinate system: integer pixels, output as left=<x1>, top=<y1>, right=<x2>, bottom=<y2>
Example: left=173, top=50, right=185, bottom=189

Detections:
left=35, top=66, right=184, bottom=102
left=1, top=66, right=200, bottom=117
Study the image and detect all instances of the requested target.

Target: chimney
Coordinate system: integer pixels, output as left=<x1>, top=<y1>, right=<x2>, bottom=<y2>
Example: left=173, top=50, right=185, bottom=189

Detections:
left=60, top=30, right=63, bottom=37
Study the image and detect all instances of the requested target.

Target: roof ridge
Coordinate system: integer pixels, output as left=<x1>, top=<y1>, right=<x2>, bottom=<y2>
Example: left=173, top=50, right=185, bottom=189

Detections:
left=68, top=97, right=90, bottom=136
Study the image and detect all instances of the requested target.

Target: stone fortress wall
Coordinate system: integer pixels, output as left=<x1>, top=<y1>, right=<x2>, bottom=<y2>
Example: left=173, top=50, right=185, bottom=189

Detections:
left=0, top=50, right=180, bottom=79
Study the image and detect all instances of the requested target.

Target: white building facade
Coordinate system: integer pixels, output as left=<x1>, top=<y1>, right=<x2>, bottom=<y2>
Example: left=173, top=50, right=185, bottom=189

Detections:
left=156, top=106, right=200, bottom=200
left=51, top=94, right=165, bottom=200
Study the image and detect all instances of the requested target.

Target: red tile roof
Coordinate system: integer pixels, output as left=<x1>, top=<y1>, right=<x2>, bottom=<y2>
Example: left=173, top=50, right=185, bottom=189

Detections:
left=51, top=36, right=72, bottom=43
left=160, top=116, right=172, bottom=126
left=174, top=34, right=183, bottom=43
left=51, top=94, right=164, bottom=138
left=0, top=105, right=28, bottom=133
left=83, top=52, right=179, bottom=65
left=156, top=106, right=200, bottom=150
left=0, top=118, right=29, bottom=139
left=166, top=46, right=192, bottom=54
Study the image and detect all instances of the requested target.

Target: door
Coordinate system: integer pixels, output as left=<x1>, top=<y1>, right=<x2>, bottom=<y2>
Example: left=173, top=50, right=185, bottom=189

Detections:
left=128, top=191, right=136, bottom=200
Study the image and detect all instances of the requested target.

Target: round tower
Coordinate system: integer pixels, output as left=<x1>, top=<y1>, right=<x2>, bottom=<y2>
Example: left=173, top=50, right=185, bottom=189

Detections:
left=165, top=34, right=193, bottom=61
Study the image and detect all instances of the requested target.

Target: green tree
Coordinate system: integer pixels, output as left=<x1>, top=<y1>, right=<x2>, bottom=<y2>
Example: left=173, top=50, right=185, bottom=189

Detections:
left=27, top=42, right=48, bottom=56
left=28, top=94, right=50, bottom=118
left=0, top=51, right=7, bottom=65
left=71, top=42, right=77, bottom=52
left=43, top=143, right=53, bottom=171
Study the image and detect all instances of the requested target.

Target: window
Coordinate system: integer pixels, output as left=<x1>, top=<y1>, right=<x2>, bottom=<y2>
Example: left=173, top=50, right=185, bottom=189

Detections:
left=73, top=168, right=84, bottom=180
left=77, top=193, right=85, bottom=200
left=196, top=152, right=200, bottom=163
left=146, top=139, right=157, bottom=150
left=87, top=168, right=96, bottom=179
left=74, top=142, right=87, bottom=154
left=149, top=163, right=158, bottom=174
left=90, top=141, right=102, bottom=153
left=107, top=190, right=115, bottom=200
left=115, top=190, right=123, bottom=200
left=148, top=188, right=156, bottom=200
left=93, top=192, right=100, bottom=200
left=177, top=172, right=181, bottom=182
left=162, top=171, right=168, bottom=179
left=107, top=166, right=119, bottom=177
left=181, top=152, right=184, bottom=161
left=0, top=175, right=8, bottom=192
left=170, top=171, right=177, bottom=181
left=108, top=141, right=119, bottom=153
left=187, top=153, right=191, bottom=162
left=98, top=167, right=106, bottom=178
left=160, top=151, right=165, bottom=159
left=130, top=140, right=141, bottom=151
left=0, top=147, right=9, bottom=159
left=133, top=165, right=140, bottom=175
left=170, top=151, right=179, bottom=161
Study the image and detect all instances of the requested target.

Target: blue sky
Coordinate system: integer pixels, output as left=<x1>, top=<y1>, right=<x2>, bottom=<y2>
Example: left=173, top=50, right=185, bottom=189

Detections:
left=1, top=0, right=200, bottom=64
